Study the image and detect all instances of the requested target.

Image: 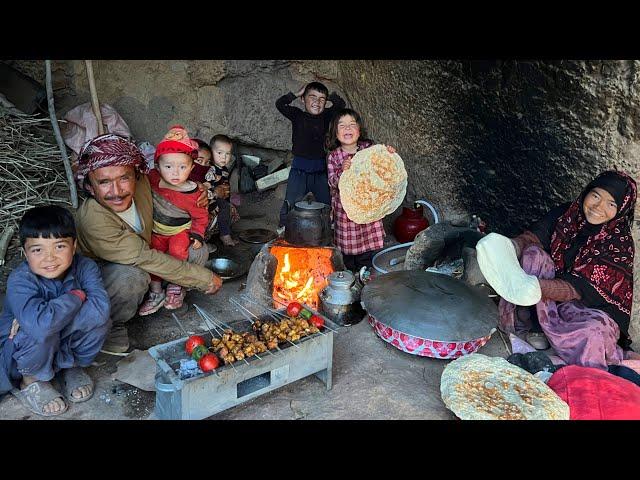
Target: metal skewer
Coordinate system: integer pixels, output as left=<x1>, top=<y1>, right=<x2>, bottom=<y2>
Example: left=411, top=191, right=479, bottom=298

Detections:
left=172, top=313, right=220, bottom=377
left=229, top=298, right=284, bottom=357
left=229, top=297, right=301, bottom=351
left=240, top=293, right=335, bottom=335
left=191, top=306, right=240, bottom=372
left=171, top=313, right=190, bottom=337
left=194, top=304, right=260, bottom=364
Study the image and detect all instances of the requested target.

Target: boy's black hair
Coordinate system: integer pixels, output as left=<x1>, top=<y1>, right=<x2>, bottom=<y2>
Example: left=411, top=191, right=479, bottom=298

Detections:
left=304, top=82, right=329, bottom=98
left=19, top=205, right=77, bottom=247
left=325, top=108, right=371, bottom=153
left=209, top=134, right=233, bottom=148
left=194, top=138, right=212, bottom=155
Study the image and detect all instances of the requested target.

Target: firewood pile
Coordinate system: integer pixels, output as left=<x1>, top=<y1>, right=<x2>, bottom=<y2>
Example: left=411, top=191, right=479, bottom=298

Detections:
left=0, top=104, right=72, bottom=264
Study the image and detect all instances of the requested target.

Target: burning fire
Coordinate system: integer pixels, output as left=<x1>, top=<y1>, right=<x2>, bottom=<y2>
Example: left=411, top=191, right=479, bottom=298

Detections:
left=270, top=245, right=334, bottom=310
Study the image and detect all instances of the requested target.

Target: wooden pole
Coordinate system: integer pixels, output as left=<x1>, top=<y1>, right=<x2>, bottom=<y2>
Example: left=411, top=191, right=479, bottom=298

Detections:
left=45, top=60, right=78, bottom=208
left=84, top=60, right=104, bottom=135
left=0, top=226, right=15, bottom=266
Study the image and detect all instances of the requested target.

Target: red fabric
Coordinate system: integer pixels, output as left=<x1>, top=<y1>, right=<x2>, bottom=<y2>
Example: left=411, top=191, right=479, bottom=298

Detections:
left=154, top=125, right=198, bottom=161
left=69, top=289, right=86, bottom=302
left=150, top=230, right=191, bottom=282
left=549, top=170, right=636, bottom=319
left=327, top=141, right=385, bottom=255
left=547, top=365, right=640, bottom=420
left=189, top=163, right=209, bottom=183
left=148, top=169, right=209, bottom=241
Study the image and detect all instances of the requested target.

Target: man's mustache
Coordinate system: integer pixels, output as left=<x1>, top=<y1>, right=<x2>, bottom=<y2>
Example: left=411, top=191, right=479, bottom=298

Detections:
left=104, top=194, right=130, bottom=202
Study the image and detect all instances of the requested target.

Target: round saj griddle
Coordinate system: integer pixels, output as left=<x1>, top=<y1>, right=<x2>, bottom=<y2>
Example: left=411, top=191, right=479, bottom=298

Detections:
left=361, top=270, right=497, bottom=358
left=238, top=228, right=278, bottom=245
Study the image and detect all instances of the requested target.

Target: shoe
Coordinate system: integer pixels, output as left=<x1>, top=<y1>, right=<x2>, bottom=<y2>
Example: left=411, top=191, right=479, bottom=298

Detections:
left=138, top=291, right=166, bottom=316
left=164, top=284, right=186, bottom=310
left=526, top=332, right=550, bottom=350
left=101, top=324, right=130, bottom=354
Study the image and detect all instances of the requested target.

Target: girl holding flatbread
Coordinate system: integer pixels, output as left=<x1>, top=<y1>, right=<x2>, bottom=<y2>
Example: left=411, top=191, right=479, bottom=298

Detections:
left=325, top=109, right=396, bottom=271
left=499, top=170, right=637, bottom=370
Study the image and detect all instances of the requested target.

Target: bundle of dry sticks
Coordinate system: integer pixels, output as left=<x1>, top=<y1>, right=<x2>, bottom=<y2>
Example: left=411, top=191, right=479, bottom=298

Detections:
left=0, top=104, right=72, bottom=264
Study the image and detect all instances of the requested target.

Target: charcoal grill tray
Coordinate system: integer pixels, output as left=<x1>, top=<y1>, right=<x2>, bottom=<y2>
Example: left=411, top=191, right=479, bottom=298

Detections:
left=149, top=305, right=338, bottom=420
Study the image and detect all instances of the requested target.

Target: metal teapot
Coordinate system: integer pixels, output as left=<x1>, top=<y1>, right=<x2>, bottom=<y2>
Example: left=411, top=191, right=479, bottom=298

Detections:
left=284, top=192, right=332, bottom=247
left=319, top=270, right=365, bottom=326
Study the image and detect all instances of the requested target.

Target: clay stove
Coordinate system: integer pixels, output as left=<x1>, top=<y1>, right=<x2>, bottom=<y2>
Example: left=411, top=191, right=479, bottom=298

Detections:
left=245, top=239, right=346, bottom=310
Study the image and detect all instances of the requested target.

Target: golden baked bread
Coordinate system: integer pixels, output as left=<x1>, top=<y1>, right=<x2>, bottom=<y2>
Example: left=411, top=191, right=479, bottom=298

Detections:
left=338, top=144, right=407, bottom=224
left=440, top=354, right=569, bottom=420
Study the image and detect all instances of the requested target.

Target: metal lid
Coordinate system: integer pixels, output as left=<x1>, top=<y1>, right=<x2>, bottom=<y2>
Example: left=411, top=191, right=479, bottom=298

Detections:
left=361, top=270, right=497, bottom=342
left=295, top=198, right=326, bottom=210
left=328, top=271, right=355, bottom=289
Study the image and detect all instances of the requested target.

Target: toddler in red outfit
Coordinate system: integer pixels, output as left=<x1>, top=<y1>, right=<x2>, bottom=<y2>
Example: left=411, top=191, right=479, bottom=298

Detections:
left=138, top=126, right=209, bottom=314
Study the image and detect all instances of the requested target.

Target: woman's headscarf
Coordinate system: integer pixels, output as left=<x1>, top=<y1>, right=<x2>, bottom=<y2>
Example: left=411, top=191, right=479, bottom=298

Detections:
left=549, top=170, right=636, bottom=318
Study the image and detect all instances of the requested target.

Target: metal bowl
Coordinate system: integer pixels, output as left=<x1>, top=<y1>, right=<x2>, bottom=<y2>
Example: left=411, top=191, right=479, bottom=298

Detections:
left=207, top=257, right=248, bottom=280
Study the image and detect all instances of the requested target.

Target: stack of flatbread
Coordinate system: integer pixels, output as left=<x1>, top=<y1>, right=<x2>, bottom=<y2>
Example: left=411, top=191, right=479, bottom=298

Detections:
left=338, top=144, right=407, bottom=224
left=440, top=354, right=569, bottom=420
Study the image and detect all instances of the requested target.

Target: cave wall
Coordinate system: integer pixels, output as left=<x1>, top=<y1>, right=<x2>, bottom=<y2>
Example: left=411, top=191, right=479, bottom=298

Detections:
left=338, top=59, right=640, bottom=343
left=52, top=60, right=341, bottom=163
left=5, top=59, right=639, bottom=342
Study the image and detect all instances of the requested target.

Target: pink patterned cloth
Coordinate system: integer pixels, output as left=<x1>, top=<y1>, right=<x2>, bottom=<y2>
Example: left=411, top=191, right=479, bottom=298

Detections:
left=327, top=141, right=385, bottom=255
left=499, top=245, right=624, bottom=370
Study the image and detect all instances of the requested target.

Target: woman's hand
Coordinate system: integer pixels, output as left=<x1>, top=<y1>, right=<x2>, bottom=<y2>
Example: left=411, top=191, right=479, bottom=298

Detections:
left=342, top=158, right=352, bottom=171
left=386, top=145, right=397, bottom=154
left=204, top=273, right=223, bottom=295
left=192, top=239, right=202, bottom=249
left=195, top=182, right=209, bottom=208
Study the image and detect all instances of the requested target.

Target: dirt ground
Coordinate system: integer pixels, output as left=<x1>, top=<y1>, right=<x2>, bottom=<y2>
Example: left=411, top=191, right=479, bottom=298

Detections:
left=0, top=187, right=508, bottom=420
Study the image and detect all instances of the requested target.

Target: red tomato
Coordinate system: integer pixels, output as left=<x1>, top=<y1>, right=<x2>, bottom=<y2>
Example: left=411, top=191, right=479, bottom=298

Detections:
left=185, top=335, right=205, bottom=355
left=309, top=314, right=324, bottom=329
left=199, top=353, right=220, bottom=372
left=286, top=302, right=303, bottom=317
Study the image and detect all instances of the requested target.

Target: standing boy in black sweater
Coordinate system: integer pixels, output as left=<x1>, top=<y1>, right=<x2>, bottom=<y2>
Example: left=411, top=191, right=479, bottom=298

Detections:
left=275, top=82, right=345, bottom=228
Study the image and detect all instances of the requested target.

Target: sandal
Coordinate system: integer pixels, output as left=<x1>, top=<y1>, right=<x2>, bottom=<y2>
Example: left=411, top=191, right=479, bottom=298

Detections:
left=138, top=291, right=166, bottom=316
left=59, top=367, right=94, bottom=403
left=164, top=284, right=186, bottom=310
left=11, top=381, right=68, bottom=417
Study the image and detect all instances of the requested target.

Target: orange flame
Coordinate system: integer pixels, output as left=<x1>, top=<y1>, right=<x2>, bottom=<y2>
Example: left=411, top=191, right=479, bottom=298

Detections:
left=270, top=246, right=334, bottom=310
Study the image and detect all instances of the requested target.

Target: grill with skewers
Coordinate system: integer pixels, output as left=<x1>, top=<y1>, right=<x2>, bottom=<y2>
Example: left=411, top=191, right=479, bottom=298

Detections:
left=148, top=294, right=339, bottom=420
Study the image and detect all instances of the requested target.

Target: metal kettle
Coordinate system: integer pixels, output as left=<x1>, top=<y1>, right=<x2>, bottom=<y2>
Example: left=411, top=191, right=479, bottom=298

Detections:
left=319, top=270, right=365, bottom=326
left=284, top=192, right=332, bottom=246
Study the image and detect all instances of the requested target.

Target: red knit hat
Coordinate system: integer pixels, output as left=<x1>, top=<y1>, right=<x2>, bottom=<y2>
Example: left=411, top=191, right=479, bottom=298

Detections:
left=154, top=125, right=199, bottom=161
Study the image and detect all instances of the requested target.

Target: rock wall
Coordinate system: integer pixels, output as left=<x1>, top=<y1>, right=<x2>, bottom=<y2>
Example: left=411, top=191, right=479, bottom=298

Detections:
left=338, top=59, right=640, bottom=343
left=4, top=59, right=639, bottom=343
left=57, top=60, right=342, bottom=163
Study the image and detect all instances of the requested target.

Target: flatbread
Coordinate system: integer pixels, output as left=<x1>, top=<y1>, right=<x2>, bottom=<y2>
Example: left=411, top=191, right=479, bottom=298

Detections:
left=476, top=232, right=541, bottom=306
left=440, top=354, right=570, bottom=420
left=338, top=144, right=407, bottom=224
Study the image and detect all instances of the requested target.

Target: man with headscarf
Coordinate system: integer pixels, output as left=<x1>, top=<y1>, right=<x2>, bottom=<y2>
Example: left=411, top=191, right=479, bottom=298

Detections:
left=74, top=134, right=222, bottom=353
